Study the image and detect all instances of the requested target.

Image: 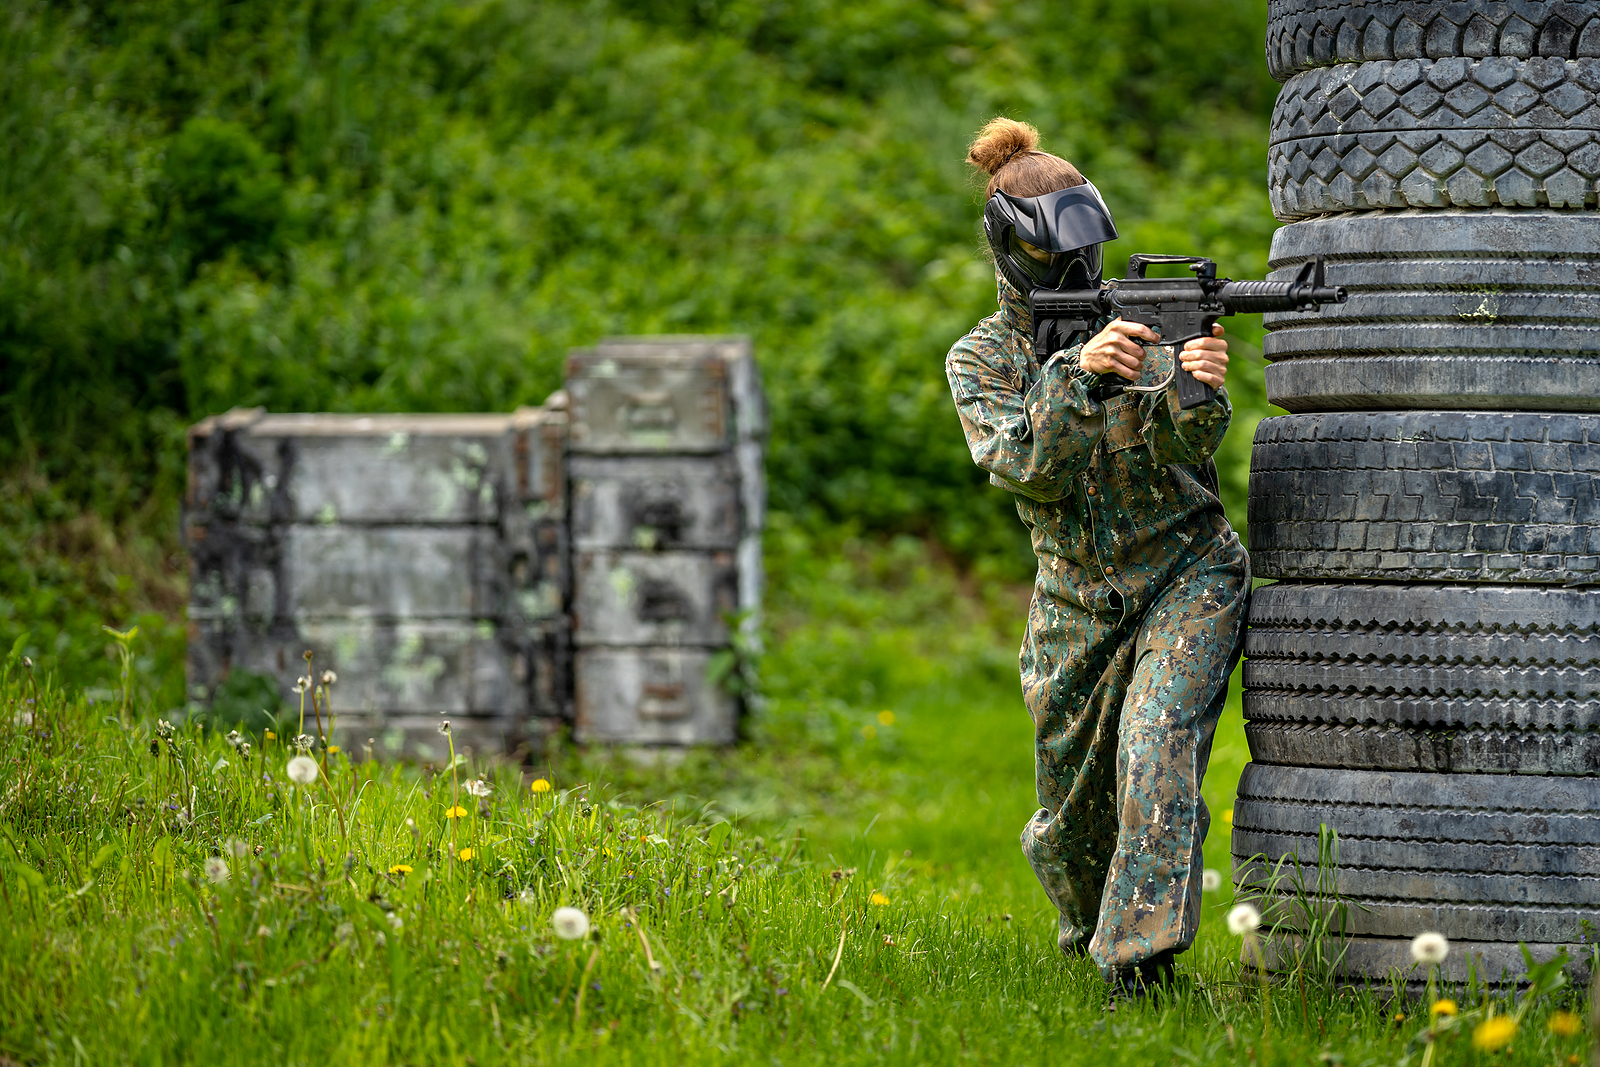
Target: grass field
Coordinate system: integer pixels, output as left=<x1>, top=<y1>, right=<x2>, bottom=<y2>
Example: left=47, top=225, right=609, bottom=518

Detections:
left=0, top=533, right=1592, bottom=1065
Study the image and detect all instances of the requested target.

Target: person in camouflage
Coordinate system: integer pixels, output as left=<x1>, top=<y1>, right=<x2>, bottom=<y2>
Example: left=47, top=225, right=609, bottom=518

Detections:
left=949, top=119, right=1249, bottom=998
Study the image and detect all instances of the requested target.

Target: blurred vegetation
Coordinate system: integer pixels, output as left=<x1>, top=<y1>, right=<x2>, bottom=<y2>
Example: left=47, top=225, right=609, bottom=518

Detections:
left=0, top=0, right=1281, bottom=700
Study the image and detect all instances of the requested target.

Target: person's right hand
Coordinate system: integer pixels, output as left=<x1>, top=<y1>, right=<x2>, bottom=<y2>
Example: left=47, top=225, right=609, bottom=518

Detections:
left=1079, top=317, right=1159, bottom=380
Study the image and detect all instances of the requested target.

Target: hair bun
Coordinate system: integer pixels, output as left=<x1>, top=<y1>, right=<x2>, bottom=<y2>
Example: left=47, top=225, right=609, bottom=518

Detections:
left=967, top=117, right=1040, bottom=175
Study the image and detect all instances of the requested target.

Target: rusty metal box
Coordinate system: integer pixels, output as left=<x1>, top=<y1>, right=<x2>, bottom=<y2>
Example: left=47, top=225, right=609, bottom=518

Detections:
left=569, top=454, right=741, bottom=551
left=573, top=648, right=737, bottom=744
left=572, top=550, right=737, bottom=647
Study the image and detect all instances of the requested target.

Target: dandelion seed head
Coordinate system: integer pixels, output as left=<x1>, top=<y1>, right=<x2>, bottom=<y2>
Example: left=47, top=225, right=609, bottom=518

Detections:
left=286, top=755, right=319, bottom=785
left=203, top=856, right=230, bottom=884
left=1410, top=931, right=1449, bottom=965
left=227, top=838, right=250, bottom=859
left=1202, top=868, right=1222, bottom=893
left=437, top=720, right=451, bottom=735
left=335, top=921, right=354, bottom=940
left=239, top=741, right=252, bottom=757
left=13, top=710, right=32, bottom=728
left=321, top=670, right=337, bottom=686
left=225, top=730, right=243, bottom=749
left=387, top=913, right=404, bottom=933
left=465, top=778, right=492, bottom=798
left=552, top=906, right=590, bottom=940
left=292, top=733, right=316, bottom=753
left=256, top=925, right=272, bottom=938
left=293, top=676, right=309, bottom=694
left=1226, top=903, right=1260, bottom=936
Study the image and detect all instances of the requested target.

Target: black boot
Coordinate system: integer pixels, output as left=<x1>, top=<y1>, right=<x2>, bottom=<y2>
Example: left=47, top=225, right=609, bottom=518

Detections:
left=1105, top=949, right=1177, bottom=1008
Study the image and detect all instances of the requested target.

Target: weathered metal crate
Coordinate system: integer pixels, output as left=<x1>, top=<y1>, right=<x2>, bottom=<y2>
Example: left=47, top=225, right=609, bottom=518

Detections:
left=185, top=335, right=763, bottom=754
left=185, top=407, right=568, bottom=758
left=566, top=337, right=765, bottom=744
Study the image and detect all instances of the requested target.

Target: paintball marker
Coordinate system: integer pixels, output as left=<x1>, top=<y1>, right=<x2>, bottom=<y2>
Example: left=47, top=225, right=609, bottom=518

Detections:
left=1029, top=254, right=1347, bottom=410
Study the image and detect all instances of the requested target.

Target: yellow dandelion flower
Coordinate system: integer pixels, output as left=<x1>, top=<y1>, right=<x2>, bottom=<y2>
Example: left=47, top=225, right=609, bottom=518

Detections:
left=877, top=710, right=895, bottom=726
left=1430, top=999, right=1457, bottom=1018
left=530, top=778, right=552, bottom=794
left=458, top=847, right=475, bottom=861
left=445, top=805, right=468, bottom=818
left=861, top=725, right=877, bottom=740
left=388, top=864, right=413, bottom=875
left=327, top=744, right=341, bottom=755
left=1472, top=1014, right=1517, bottom=1052
left=869, top=892, right=890, bottom=906
left=264, top=730, right=277, bottom=740
left=1549, top=1011, right=1582, bottom=1037
left=603, top=847, right=614, bottom=858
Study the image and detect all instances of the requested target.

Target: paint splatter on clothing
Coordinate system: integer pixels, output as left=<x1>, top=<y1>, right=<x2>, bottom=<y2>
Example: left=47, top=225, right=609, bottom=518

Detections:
left=946, top=274, right=1249, bottom=979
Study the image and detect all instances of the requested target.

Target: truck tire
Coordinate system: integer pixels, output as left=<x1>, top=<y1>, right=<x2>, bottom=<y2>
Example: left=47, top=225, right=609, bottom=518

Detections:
left=1261, top=211, right=1600, bottom=414
left=1231, top=763, right=1600, bottom=946
left=1266, top=0, right=1600, bottom=82
left=1248, top=410, right=1600, bottom=583
left=1243, top=582, right=1600, bottom=774
left=1269, top=56, right=1600, bottom=218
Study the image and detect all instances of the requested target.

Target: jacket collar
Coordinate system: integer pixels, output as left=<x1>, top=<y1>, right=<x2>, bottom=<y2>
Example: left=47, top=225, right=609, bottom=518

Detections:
left=996, top=271, right=1033, bottom=341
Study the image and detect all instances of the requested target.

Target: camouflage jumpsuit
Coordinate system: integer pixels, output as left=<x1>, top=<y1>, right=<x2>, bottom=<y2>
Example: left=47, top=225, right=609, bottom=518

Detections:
left=946, top=275, right=1249, bottom=980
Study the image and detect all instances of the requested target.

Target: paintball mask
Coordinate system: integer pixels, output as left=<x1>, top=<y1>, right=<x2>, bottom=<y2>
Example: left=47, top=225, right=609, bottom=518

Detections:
left=982, top=180, right=1119, bottom=296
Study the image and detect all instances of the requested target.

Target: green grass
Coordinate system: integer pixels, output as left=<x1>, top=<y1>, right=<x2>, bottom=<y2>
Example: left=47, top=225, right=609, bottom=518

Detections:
left=0, top=536, right=1592, bottom=1065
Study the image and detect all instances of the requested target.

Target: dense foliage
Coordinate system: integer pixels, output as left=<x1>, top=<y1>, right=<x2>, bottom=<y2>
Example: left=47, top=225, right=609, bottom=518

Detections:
left=1, top=0, right=1282, bottom=689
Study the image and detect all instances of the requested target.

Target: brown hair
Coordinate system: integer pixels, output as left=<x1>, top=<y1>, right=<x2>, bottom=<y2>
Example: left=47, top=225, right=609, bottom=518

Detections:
left=966, top=117, right=1085, bottom=199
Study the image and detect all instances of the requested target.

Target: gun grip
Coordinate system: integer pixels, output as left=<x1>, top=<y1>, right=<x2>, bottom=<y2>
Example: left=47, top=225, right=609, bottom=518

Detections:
left=1176, top=366, right=1215, bottom=410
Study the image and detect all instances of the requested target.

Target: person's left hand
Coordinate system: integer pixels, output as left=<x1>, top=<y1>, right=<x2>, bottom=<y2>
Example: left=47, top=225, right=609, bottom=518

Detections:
left=1181, top=323, right=1229, bottom=389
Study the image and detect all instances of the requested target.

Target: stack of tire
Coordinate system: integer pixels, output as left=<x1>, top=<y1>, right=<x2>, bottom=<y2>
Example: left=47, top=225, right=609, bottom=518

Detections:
left=1233, top=0, right=1600, bottom=985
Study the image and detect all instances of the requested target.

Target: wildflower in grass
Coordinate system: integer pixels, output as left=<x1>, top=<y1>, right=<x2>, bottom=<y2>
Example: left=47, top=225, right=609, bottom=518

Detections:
left=1549, top=1011, right=1582, bottom=1037
left=552, top=906, right=590, bottom=940
left=1473, top=1014, right=1517, bottom=1051
left=257, top=925, right=272, bottom=938
left=531, top=778, right=552, bottom=794
left=321, top=670, right=337, bottom=686
left=155, top=719, right=174, bottom=740
left=1410, top=931, right=1449, bottom=965
left=225, top=729, right=244, bottom=750
left=445, top=805, right=468, bottom=818
left=293, top=676, right=309, bottom=694
left=877, top=710, right=895, bottom=726
left=465, top=778, right=492, bottom=798
left=1226, top=903, right=1260, bottom=935
left=1430, top=999, right=1457, bottom=1018
left=437, top=720, right=451, bottom=735
left=238, top=741, right=252, bottom=757
left=204, top=857, right=230, bottom=884
left=286, top=755, right=319, bottom=785
left=292, top=733, right=316, bottom=753
left=458, top=847, right=475, bottom=860
left=227, top=838, right=250, bottom=859
left=1202, top=868, right=1222, bottom=893
left=264, top=730, right=277, bottom=741
left=327, top=744, right=340, bottom=755
left=14, top=710, right=32, bottom=727
left=389, top=864, right=413, bottom=875
left=335, top=921, right=354, bottom=941
left=870, top=892, right=890, bottom=906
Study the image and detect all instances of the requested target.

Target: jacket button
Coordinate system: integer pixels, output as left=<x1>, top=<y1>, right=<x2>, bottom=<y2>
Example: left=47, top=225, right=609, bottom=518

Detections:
left=1104, top=566, right=1116, bottom=577
left=1086, top=486, right=1097, bottom=497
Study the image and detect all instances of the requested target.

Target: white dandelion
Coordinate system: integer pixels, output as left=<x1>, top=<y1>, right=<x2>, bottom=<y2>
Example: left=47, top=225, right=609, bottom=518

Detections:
left=292, top=733, right=316, bottom=753
left=225, top=729, right=244, bottom=750
left=293, top=676, right=310, bottom=694
left=1227, top=903, right=1261, bottom=936
left=226, top=838, right=251, bottom=859
left=437, top=720, right=451, bottom=735
left=1202, top=868, right=1222, bottom=893
left=387, top=912, right=404, bottom=933
left=321, top=670, right=337, bottom=686
left=551, top=906, right=590, bottom=940
left=204, top=856, right=230, bottom=884
left=1411, top=931, right=1449, bottom=965
left=464, top=778, right=492, bottom=798
left=286, top=755, right=319, bottom=785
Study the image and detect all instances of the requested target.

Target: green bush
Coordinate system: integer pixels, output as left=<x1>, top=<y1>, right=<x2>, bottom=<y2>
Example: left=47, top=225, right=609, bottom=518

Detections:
left=0, top=0, right=1281, bottom=689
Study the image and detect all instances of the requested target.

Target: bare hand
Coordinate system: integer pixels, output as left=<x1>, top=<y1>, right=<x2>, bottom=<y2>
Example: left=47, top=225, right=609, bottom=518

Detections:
left=1080, top=318, right=1158, bottom=380
left=1181, top=323, right=1229, bottom=388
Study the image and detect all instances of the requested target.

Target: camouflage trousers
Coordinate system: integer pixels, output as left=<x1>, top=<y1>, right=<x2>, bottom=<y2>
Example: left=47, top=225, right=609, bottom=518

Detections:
left=1019, top=535, right=1247, bottom=981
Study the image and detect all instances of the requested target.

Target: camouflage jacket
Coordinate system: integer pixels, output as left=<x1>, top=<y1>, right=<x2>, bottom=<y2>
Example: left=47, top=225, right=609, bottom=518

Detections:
left=946, top=275, right=1235, bottom=615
